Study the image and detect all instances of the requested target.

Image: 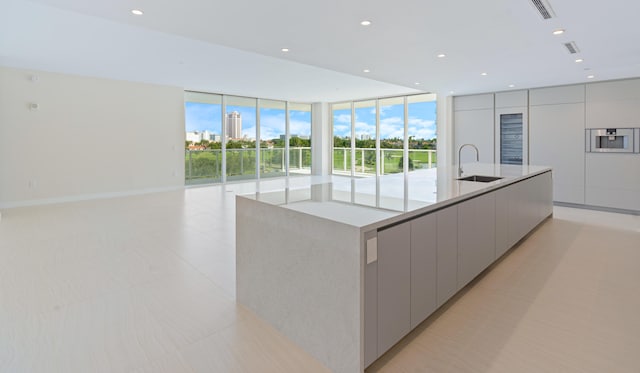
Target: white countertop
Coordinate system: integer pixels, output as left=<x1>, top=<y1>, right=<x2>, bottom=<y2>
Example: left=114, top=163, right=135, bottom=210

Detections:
left=238, top=163, right=551, bottom=231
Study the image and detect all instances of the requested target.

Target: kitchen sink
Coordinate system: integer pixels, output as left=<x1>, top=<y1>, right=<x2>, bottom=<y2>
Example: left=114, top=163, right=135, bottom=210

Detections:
left=457, top=175, right=504, bottom=183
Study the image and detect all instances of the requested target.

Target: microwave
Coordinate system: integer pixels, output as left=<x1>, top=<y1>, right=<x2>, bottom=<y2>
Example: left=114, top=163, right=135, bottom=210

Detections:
left=586, top=128, right=637, bottom=153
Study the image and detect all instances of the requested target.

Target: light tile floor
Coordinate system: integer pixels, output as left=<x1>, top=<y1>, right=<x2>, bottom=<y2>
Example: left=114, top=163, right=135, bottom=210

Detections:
left=1, top=178, right=639, bottom=373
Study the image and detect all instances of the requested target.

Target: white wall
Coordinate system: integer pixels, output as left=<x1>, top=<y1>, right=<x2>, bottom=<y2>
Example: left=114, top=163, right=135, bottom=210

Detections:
left=0, top=66, right=185, bottom=208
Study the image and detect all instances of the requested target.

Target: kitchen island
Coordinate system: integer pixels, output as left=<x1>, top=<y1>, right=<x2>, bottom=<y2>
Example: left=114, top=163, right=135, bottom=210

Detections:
left=236, top=164, right=552, bottom=373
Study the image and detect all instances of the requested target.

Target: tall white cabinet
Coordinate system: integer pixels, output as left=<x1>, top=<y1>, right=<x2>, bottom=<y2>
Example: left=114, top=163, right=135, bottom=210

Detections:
left=585, top=79, right=640, bottom=211
left=454, top=94, right=495, bottom=164
left=529, top=85, right=585, bottom=204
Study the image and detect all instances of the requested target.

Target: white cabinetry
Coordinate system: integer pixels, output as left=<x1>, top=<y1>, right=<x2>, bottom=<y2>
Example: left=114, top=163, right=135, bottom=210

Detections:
left=586, top=78, right=640, bottom=128
left=457, top=192, right=496, bottom=288
left=454, top=94, right=495, bottom=164
left=495, top=186, right=513, bottom=258
left=495, top=173, right=554, bottom=258
left=436, top=205, right=458, bottom=307
left=529, top=86, right=585, bottom=205
left=584, top=79, right=640, bottom=211
left=585, top=154, right=640, bottom=211
left=367, top=171, right=553, bottom=367
left=376, top=222, right=411, bottom=355
left=410, top=214, right=437, bottom=329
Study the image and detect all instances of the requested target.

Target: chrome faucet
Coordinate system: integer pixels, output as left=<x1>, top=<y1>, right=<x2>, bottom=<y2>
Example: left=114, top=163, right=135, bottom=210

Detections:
left=457, top=144, right=479, bottom=178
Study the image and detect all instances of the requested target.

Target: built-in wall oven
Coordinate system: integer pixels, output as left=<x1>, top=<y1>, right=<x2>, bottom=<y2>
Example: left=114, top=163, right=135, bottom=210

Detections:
left=586, top=128, right=638, bottom=153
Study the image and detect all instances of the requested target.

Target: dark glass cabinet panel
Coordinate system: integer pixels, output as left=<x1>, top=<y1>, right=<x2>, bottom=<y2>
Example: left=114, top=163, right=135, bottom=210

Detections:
left=500, top=113, right=523, bottom=165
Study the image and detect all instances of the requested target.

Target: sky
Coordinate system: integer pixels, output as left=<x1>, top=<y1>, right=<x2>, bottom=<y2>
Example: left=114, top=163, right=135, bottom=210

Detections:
left=185, top=102, right=311, bottom=140
left=333, top=100, right=437, bottom=140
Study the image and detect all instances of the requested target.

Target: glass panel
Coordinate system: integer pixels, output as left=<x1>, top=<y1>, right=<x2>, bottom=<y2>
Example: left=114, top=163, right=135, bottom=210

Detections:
left=407, top=94, right=437, bottom=172
left=500, top=113, right=523, bottom=165
left=332, top=102, right=352, bottom=175
left=259, top=99, right=286, bottom=178
left=226, top=96, right=257, bottom=181
left=379, top=97, right=405, bottom=175
left=184, top=92, right=223, bottom=185
left=354, top=100, right=376, bottom=176
left=289, top=103, right=312, bottom=175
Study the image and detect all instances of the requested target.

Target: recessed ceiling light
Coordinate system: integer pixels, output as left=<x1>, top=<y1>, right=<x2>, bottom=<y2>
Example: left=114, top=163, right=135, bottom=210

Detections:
left=481, top=72, right=488, bottom=76
left=363, top=69, right=370, bottom=73
left=449, top=91, right=455, bottom=94
left=508, top=84, right=515, bottom=88
left=414, top=82, right=420, bottom=85
left=587, top=75, right=595, bottom=79
left=437, top=53, right=446, bottom=58
left=281, top=48, right=289, bottom=52
left=575, top=58, right=584, bottom=63
left=360, top=20, right=372, bottom=26
left=552, top=29, right=565, bottom=35
left=131, top=9, right=143, bottom=15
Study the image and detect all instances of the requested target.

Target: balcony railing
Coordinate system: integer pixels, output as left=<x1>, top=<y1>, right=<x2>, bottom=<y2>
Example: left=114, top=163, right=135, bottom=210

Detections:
left=185, top=147, right=312, bottom=185
left=332, top=147, right=436, bottom=175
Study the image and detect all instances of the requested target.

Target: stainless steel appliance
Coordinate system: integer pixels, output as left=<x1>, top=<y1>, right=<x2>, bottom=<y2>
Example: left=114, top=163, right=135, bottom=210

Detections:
left=587, top=128, right=635, bottom=153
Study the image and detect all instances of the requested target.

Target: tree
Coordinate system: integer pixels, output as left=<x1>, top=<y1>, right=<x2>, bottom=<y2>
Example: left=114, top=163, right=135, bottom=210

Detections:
left=398, top=156, right=414, bottom=170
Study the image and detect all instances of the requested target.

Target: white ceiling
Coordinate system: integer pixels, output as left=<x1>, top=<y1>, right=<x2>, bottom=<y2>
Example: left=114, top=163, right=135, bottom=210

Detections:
left=2, top=0, right=640, bottom=102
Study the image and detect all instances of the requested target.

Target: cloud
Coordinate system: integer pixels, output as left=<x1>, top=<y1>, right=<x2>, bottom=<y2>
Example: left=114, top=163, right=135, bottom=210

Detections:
left=333, top=113, right=352, bottom=124
left=333, top=124, right=350, bottom=137
left=290, top=119, right=311, bottom=137
left=355, top=121, right=375, bottom=139
left=408, top=117, right=436, bottom=140
left=259, top=113, right=285, bottom=140
left=378, top=116, right=404, bottom=139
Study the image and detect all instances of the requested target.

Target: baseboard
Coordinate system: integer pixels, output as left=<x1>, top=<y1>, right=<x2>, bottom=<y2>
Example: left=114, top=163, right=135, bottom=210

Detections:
left=554, top=201, right=640, bottom=216
left=0, top=185, right=184, bottom=210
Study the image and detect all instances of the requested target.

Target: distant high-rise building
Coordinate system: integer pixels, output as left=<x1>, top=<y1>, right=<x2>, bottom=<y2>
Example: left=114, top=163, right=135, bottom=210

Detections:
left=226, top=111, right=242, bottom=139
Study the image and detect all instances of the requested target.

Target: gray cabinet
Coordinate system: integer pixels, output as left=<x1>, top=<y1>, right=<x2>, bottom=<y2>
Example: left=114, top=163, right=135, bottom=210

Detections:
left=494, top=186, right=512, bottom=258
left=436, top=205, right=458, bottom=307
left=586, top=78, right=640, bottom=128
left=454, top=94, right=495, bottom=164
left=495, top=172, right=554, bottom=259
left=377, top=222, right=411, bottom=355
left=457, top=192, right=496, bottom=288
left=529, top=100, right=585, bottom=204
left=367, top=172, right=553, bottom=366
left=410, top=214, right=437, bottom=329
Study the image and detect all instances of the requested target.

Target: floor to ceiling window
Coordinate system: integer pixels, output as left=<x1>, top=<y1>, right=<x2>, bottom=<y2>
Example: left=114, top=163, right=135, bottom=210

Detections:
left=331, top=93, right=437, bottom=177
left=379, top=97, right=405, bottom=175
left=259, top=100, right=286, bottom=178
left=225, top=96, right=257, bottom=181
left=354, top=100, right=377, bottom=175
left=288, top=103, right=312, bottom=175
left=185, top=92, right=312, bottom=185
left=332, top=102, right=352, bottom=175
left=184, top=92, right=223, bottom=185
left=408, top=94, right=437, bottom=170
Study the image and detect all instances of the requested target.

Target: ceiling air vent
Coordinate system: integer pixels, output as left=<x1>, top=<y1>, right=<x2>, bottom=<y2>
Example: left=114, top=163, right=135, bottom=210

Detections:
left=530, top=0, right=556, bottom=19
left=564, top=41, right=580, bottom=54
